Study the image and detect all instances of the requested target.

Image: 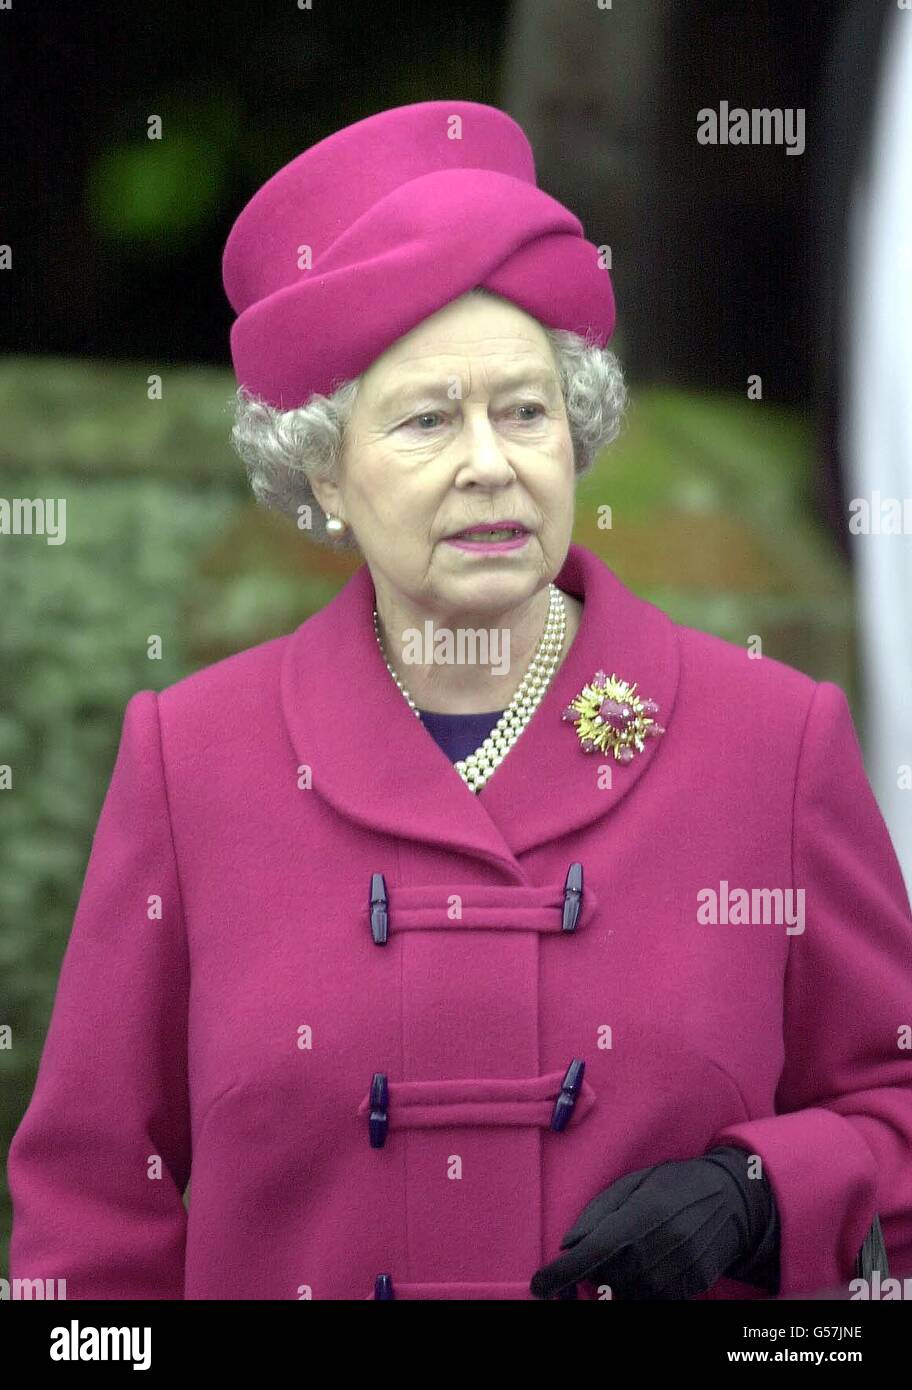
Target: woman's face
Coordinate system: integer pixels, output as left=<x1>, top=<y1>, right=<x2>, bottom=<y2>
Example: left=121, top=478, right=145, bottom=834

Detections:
left=319, top=292, right=576, bottom=621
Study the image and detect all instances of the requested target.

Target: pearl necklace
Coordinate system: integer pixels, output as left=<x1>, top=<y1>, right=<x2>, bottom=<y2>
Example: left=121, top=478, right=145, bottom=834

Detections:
left=372, top=584, right=567, bottom=793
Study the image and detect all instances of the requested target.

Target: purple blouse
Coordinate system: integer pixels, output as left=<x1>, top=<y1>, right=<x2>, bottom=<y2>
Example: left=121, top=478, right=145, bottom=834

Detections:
left=417, top=709, right=505, bottom=764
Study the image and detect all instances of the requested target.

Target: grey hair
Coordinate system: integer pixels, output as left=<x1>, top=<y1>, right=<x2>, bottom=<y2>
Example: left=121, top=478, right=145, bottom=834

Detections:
left=228, top=295, right=628, bottom=551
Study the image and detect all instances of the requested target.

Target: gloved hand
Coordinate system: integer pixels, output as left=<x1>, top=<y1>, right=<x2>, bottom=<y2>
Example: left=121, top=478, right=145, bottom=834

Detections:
left=530, top=1145, right=780, bottom=1300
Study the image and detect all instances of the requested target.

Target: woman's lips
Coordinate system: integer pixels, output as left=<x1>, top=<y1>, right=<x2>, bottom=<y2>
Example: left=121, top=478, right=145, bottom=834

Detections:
left=444, top=530, right=532, bottom=553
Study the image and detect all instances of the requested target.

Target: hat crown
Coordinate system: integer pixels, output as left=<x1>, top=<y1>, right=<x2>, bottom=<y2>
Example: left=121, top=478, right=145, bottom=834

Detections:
left=222, top=100, right=536, bottom=314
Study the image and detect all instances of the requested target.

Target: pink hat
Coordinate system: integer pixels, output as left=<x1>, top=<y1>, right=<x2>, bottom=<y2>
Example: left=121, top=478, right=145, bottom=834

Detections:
left=221, top=99, right=616, bottom=411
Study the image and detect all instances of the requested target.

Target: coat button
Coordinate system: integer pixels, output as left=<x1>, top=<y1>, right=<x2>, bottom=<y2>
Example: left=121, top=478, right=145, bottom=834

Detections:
left=562, top=862, right=583, bottom=932
left=370, top=872, right=389, bottom=945
left=369, top=1072, right=389, bottom=1147
left=374, top=1273, right=394, bottom=1299
left=550, top=1058, right=585, bottom=1131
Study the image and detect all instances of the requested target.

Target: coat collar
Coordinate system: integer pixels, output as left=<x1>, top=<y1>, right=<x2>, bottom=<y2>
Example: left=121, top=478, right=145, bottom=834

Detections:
left=280, top=543, right=680, bottom=880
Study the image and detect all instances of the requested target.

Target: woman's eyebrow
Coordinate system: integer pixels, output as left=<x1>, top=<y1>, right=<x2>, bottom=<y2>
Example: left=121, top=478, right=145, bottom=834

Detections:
left=376, top=367, right=559, bottom=412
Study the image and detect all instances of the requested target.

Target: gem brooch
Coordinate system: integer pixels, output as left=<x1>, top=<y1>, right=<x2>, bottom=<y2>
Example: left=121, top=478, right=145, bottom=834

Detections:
left=561, top=670, right=665, bottom=763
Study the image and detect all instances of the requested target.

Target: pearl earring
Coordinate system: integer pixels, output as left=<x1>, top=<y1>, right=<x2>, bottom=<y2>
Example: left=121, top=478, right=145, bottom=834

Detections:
left=325, top=514, right=346, bottom=535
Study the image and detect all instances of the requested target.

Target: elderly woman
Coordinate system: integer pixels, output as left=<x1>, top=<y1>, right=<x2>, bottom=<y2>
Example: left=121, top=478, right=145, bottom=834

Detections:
left=9, top=100, right=912, bottom=1302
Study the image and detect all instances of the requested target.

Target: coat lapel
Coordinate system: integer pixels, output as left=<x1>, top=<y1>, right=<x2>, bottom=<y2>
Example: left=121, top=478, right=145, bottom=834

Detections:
left=280, top=543, right=680, bottom=873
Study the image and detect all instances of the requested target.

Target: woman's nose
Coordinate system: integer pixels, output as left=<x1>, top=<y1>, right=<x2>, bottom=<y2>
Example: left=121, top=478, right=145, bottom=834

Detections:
left=458, top=411, right=516, bottom=482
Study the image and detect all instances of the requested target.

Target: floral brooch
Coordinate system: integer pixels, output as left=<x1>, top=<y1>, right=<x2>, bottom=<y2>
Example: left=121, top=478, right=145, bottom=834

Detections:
left=561, top=670, right=665, bottom=763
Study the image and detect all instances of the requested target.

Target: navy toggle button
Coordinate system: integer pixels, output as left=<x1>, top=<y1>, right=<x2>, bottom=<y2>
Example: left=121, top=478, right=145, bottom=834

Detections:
left=369, top=1072, right=389, bottom=1147
left=370, top=872, right=389, bottom=945
left=550, top=1058, right=585, bottom=1131
left=374, top=1273, right=395, bottom=1299
left=562, top=862, right=583, bottom=932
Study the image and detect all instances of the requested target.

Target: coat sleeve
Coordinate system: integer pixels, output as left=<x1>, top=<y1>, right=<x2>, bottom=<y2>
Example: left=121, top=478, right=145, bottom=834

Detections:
left=709, top=679, right=912, bottom=1295
left=7, top=689, right=191, bottom=1299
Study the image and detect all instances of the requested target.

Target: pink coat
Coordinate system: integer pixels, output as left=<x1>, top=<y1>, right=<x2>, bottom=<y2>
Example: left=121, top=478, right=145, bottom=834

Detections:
left=9, top=543, right=912, bottom=1300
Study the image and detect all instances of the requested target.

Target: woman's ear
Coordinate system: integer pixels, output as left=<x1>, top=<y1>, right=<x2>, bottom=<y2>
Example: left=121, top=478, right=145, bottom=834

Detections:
left=309, top=478, right=341, bottom=518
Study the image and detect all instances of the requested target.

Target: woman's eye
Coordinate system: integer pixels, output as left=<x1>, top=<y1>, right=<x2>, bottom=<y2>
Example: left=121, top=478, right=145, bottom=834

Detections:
left=402, top=403, right=546, bottom=431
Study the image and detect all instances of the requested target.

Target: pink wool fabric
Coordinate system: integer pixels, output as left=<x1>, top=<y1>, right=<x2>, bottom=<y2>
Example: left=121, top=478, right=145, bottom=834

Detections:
left=8, top=543, right=912, bottom=1299
left=221, top=100, right=616, bottom=410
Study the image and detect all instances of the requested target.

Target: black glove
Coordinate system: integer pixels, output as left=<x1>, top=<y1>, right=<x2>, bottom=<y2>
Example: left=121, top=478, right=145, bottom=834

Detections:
left=530, top=1145, right=780, bottom=1300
